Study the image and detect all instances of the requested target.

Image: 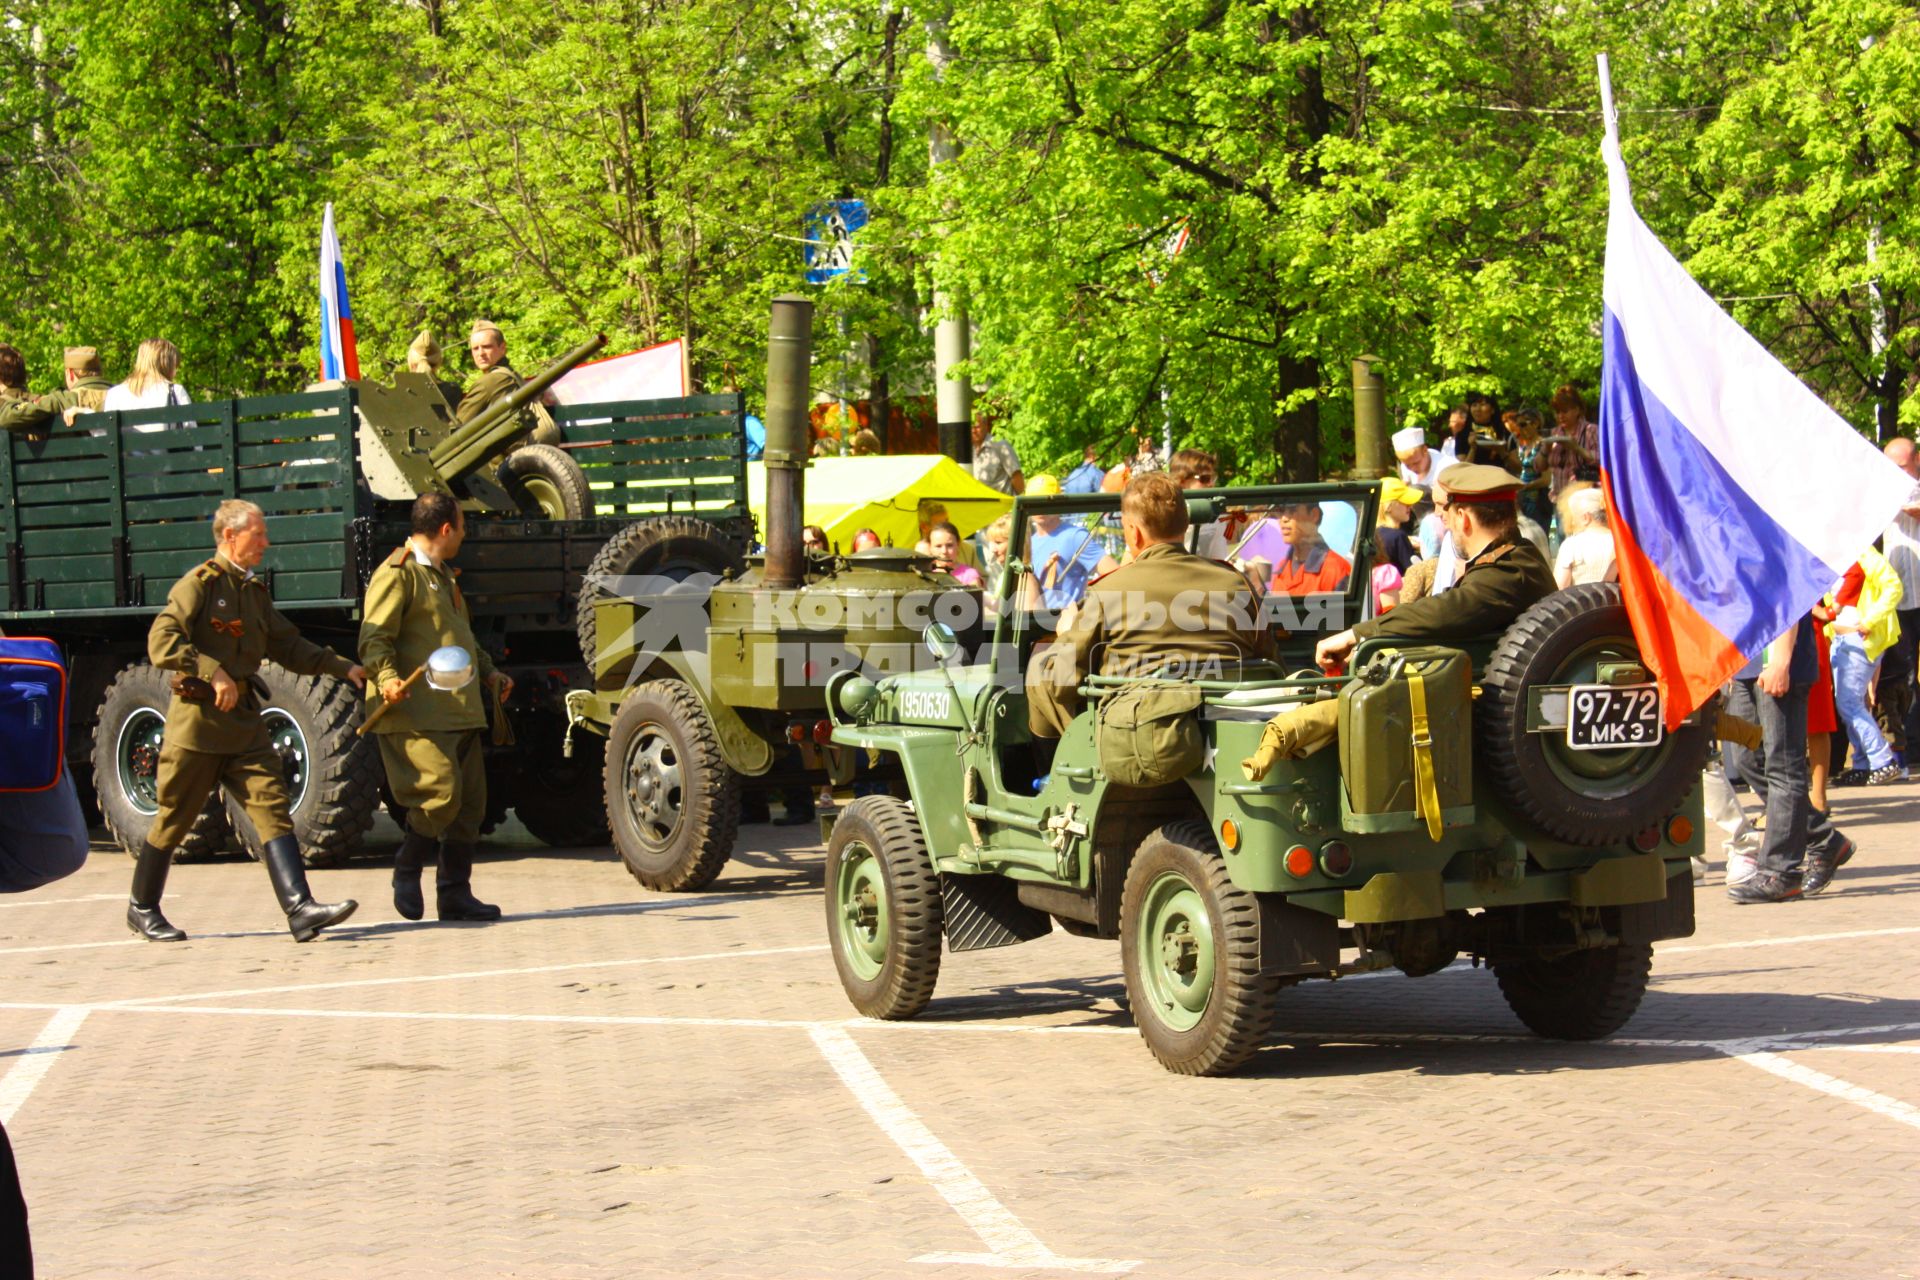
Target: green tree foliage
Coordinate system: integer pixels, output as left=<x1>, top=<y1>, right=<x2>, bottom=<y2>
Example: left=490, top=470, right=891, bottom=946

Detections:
left=0, top=0, right=1912, bottom=468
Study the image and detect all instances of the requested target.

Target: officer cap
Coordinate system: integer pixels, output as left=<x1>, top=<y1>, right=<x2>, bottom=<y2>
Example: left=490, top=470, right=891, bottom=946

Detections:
left=1436, top=462, right=1522, bottom=505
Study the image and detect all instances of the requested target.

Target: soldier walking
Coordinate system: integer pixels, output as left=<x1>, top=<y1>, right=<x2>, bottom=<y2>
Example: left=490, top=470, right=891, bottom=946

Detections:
left=131, top=500, right=365, bottom=942
left=359, top=493, right=509, bottom=922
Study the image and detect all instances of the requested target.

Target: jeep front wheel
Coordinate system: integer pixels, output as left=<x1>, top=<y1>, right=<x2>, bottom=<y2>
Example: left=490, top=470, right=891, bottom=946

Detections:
left=825, top=796, right=942, bottom=1020
left=1120, top=821, right=1278, bottom=1076
left=1492, top=941, right=1653, bottom=1040
left=604, top=679, right=740, bottom=891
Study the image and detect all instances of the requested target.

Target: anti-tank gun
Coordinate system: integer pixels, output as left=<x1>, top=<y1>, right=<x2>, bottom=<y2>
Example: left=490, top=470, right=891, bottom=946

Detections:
left=354, top=334, right=608, bottom=519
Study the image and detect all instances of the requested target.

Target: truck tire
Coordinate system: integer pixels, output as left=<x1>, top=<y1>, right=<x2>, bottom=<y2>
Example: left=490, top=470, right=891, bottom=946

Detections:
left=1477, top=582, right=1710, bottom=847
left=604, top=679, right=740, bottom=891
left=1493, top=940, right=1653, bottom=1040
left=515, top=733, right=612, bottom=847
left=89, top=663, right=236, bottom=861
left=825, top=796, right=943, bottom=1019
left=498, top=444, right=594, bottom=520
left=576, top=517, right=744, bottom=669
left=222, top=664, right=381, bottom=868
left=1120, top=820, right=1279, bottom=1076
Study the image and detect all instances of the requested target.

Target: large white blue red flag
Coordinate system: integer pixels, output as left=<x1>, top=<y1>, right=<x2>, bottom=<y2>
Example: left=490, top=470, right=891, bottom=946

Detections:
left=317, top=202, right=360, bottom=381
left=1596, top=61, right=1911, bottom=729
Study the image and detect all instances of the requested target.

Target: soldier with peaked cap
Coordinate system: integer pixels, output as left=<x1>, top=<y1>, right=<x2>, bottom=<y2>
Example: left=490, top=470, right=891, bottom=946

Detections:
left=457, top=319, right=561, bottom=445
left=359, top=491, right=512, bottom=922
left=1244, top=464, right=1557, bottom=780
left=0, top=347, right=111, bottom=439
left=130, top=499, right=367, bottom=941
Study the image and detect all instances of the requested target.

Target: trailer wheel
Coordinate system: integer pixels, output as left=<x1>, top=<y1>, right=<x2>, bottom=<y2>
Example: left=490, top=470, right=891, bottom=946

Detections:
left=576, top=517, right=744, bottom=669
left=223, top=664, right=381, bottom=867
left=498, top=444, right=594, bottom=521
left=90, top=663, right=235, bottom=861
left=604, top=679, right=740, bottom=891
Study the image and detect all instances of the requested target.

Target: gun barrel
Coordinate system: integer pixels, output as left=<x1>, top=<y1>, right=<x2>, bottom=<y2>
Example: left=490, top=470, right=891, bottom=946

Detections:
left=430, top=333, right=608, bottom=478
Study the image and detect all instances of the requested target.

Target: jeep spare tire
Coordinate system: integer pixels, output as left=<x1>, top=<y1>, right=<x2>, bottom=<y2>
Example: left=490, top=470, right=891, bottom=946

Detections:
left=1476, top=582, right=1710, bottom=846
left=575, top=516, right=744, bottom=669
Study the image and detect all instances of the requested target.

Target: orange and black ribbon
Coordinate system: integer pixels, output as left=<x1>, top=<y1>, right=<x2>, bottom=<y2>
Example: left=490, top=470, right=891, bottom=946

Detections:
left=209, top=617, right=245, bottom=638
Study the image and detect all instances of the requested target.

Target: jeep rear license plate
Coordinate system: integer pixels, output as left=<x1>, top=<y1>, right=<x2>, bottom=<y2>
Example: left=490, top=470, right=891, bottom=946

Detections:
left=1566, top=683, right=1663, bottom=750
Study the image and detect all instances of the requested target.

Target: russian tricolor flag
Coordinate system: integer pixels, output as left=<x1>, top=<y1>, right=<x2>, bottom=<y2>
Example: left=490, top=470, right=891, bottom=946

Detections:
left=1596, top=58, right=1912, bottom=729
left=317, top=202, right=360, bottom=381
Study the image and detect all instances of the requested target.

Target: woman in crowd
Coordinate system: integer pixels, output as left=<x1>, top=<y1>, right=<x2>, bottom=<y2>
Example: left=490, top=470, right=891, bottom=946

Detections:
left=104, top=338, right=190, bottom=424
left=801, top=524, right=829, bottom=555
left=979, top=514, right=1013, bottom=617
left=928, top=522, right=982, bottom=586
left=1509, top=407, right=1552, bottom=528
left=0, top=343, right=27, bottom=401
left=1436, top=405, right=1473, bottom=463
left=1547, top=383, right=1600, bottom=508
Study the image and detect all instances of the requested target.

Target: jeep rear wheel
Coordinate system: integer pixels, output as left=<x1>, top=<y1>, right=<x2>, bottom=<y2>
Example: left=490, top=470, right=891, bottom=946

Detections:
left=1493, top=941, right=1653, bottom=1040
left=604, top=679, right=740, bottom=891
left=825, top=796, right=942, bottom=1020
left=1120, top=820, right=1278, bottom=1076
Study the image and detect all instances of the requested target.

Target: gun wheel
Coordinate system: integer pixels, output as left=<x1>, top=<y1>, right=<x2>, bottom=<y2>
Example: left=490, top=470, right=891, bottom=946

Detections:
left=1492, top=940, right=1653, bottom=1040
left=498, top=444, right=594, bottom=520
left=1120, top=820, right=1278, bottom=1076
left=604, top=679, right=740, bottom=891
left=825, top=796, right=942, bottom=1019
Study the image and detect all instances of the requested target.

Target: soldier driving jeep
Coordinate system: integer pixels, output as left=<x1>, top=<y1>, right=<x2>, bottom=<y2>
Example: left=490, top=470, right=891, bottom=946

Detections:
left=1026, top=472, right=1272, bottom=738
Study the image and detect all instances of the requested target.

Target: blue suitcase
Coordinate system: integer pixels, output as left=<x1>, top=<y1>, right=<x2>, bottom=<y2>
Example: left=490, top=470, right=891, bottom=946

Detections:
left=0, top=637, right=67, bottom=792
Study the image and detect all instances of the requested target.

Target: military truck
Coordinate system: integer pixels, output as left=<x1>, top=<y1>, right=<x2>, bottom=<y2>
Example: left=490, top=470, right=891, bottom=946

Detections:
left=563, top=296, right=980, bottom=893
left=0, top=340, right=755, bottom=865
left=819, top=485, right=1709, bottom=1075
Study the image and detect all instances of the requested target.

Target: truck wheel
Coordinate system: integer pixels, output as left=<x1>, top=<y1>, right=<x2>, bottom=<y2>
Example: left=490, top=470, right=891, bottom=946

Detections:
left=1120, top=820, right=1278, bottom=1076
left=825, top=796, right=942, bottom=1019
left=222, top=664, right=381, bottom=867
left=498, top=444, right=594, bottom=520
left=576, top=517, right=744, bottom=668
left=1493, top=941, right=1653, bottom=1040
left=89, top=663, right=235, bottom=861
left=604, top=679, right=740, bottom=890
left=1477, top=582, right=1711, bottom=846
left=515, top=734, right=612, bottom=847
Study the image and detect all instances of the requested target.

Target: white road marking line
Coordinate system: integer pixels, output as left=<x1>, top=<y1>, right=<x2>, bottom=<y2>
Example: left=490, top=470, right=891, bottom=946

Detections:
left=105, top=1004, right=824, bottom=1031
left=0, top=894, right=136, bottom=909
left=0, top=1006, right=90, bottom=1125
left=105, top=943, right=830, bottom=1007
left=0, top=939, right=144, bottom=956
left=809, top=1026, right=1139, bottom=1274
left=1661, top=925, right=1920, bottom=954
left=1725, top=1048, right=1920, bottom=1133
left=1800, top=1044, right=1920, bottom=1055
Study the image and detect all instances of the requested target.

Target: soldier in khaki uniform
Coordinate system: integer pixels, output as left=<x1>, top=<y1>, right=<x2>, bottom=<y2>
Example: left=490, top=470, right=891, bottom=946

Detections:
left=1028, top=472, right=1273, bottom=737
left=1243, top=464, right=1557, bottom=777
left=359, top=492, right=512, bottom=921
left=457, top=320, right=560, bottom=444
left=0, top=347, right=111, bottom=438
left=130, top=500, right=367, bottom=942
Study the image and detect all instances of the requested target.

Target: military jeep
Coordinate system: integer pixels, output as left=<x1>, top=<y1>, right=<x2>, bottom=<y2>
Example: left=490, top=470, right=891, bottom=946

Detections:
left=821, top=484, right=1708, bottom=1076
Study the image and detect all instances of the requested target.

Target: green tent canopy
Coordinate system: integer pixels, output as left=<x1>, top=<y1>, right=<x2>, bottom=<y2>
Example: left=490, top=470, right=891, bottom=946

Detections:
left=747, top=455, right=1013, bottom=550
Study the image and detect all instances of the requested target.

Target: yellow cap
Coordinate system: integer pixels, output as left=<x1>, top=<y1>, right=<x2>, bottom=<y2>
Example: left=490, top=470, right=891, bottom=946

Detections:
left=1379, top=477, right=1424, bottom=508
left=1026, top=473, right=1061, bottom=496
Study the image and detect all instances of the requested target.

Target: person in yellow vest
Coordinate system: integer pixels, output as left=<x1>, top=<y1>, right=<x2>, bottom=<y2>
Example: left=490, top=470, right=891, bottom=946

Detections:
left=358, top=492, right=512, bottom=921
left=132, top=500, right=366, bottom=941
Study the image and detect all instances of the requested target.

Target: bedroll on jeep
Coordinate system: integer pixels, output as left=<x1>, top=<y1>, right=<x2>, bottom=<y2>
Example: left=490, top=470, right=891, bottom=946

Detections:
left=821, top=485, right=1708, bottom=1076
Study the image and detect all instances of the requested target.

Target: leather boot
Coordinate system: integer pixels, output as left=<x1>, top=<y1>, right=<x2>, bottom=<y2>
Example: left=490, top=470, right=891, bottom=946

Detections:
left=262, top=834, right=358, bottom=942
left=436, top=841, right=501, bottom=921
left=392, top=829, right=437, bottom=921
left=127, top=840, right=187, bottom=942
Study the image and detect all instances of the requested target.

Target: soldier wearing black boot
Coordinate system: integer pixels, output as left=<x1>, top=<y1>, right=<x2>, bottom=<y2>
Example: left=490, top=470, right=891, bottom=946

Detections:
left=359, top=494, right=506, bottom=923
left=133, top=500, right=365, bottom=942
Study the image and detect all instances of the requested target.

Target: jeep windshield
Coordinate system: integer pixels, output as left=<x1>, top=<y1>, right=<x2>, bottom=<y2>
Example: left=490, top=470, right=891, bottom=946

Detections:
left=992, top=484, right=1382, bottom=666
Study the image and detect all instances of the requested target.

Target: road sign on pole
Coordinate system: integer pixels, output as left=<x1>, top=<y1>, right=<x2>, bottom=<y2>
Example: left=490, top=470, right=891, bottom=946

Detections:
left=805, top=200, right=868, bottom=284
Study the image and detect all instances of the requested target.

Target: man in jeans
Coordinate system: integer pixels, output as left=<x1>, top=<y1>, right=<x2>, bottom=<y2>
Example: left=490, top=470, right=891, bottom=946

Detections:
left=1880, top=438, right=1920, bottom=757
left=1725, top=614, right=1858, bottom=902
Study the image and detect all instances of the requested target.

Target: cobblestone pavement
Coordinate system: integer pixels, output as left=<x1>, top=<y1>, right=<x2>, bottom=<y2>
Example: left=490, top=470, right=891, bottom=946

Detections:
left=4, top=786, right=1918, bottom=1280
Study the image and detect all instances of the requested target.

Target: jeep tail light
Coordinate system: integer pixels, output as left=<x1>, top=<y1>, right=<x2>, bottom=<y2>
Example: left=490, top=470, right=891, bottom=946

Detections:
left=787, top=723, right=807, bottom=744
left=1284, top=845, right=1314, bottom=878
left=813, top=720, right=833, bottom=744
left=1319, top=840, right=1353, bottom=877
left=1219, top=819, right=1240, bottom=852
left=1630, top=825, right=1661, bottom=853
left=1665, top=815, right=1694, bottom=846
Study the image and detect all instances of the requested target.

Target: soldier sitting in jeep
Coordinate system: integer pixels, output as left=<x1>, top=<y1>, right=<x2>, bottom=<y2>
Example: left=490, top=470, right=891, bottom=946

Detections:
left=1025, top=472, right=1272, bottom=738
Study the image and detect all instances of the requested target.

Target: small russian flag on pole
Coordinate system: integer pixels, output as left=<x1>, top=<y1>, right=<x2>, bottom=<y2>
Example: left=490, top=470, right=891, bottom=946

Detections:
left=1595, top=53, right=1912, bottom=730
left=317, top=202, right=360, bottom=382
